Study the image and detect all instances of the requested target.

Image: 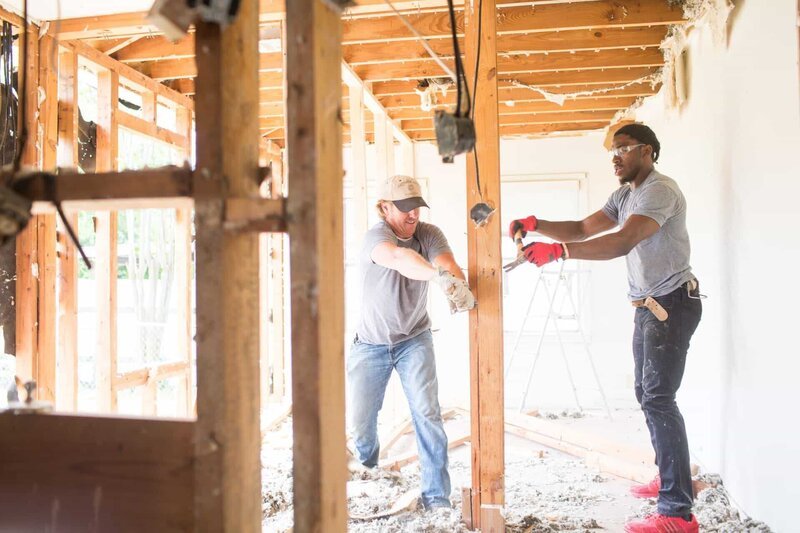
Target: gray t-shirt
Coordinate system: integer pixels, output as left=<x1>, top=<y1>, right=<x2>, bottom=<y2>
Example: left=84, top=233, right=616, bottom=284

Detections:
left=602, top=170, right=694, bottom=300
left=356, top=221, right=452, bottom=345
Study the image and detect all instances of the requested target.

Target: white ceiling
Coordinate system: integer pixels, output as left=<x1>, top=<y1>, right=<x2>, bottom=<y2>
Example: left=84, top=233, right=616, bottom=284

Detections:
left=1, top=0, right=154, bottom=23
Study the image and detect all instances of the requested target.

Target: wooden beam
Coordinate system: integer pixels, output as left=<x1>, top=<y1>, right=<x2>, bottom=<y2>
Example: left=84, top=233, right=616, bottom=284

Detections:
left=17, top=168, right=195, bottom=207
left=0, top=414, right=193, bottom=531
left=402, top=110, right=617, bottom=130
left=407, top=121, right=610, bottom=140
left=15, top=24, right=41, bottom=394
left=341, top=0, right=683, bottom=43
left=388, top=95, right=637, bottom=119
left=115, top=34, right=195, bottom=62
left=348, top=82, right=368, bottom=237
left=93, top=210, right=118, bottom=412
left=193, top=0, right=262, bottom=529
left=286, top=1, right=347, bottom=531
left=345, top=26, right=668, bottom=65
left=56, top=212, right=79, bottom=410
left=34, top=35, right=60, bottom=403
left=354, top=47, right=664, bottom=82
left=465, top=0, right=504, bottom=527
left=372, top=67, right=659, bottom=96
left=66, top=39, right=194, bottom=110
left=95, top=69, right=119, bottom=413
left=175, top=107, right=193, bottom=417
left=118, top=110, right=188, bottom=147
left=379, top=82, right=660, bottom=108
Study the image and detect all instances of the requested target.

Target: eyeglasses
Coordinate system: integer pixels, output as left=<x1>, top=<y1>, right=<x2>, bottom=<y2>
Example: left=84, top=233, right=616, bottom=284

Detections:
left=610, top=143, right=645, bottom=157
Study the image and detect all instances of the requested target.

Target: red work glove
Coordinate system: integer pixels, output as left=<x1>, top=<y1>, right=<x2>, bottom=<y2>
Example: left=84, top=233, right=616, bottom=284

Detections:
left=508, top=215, right=538, bottom=239
left=523, top=242, right=564, bottom=267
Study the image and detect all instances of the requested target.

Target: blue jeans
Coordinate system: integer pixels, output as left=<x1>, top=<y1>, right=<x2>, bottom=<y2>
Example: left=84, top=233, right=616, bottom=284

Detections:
left=633, top=282, right=702, bottom=518
left=347, top=329, right=451, bottom=508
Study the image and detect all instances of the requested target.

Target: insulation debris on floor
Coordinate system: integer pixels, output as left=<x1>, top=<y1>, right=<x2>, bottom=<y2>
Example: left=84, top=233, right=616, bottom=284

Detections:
left=261, top=415, right=772, bottom=532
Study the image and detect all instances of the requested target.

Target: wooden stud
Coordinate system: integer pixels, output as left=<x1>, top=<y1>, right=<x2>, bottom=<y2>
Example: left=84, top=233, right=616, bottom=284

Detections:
left=374, top=110, right=389, bottom=184
left=66, top=39, right=194, bottom=110
left=354, top=47, right=665, bottom=82
left=176, top=107, right=193, bottom=417
left=465, top=0, right=505, bottom=527
left=193, top=0, right=262, bottom=528
left=142, top=89, right=157, bottom=124
left=33, top=35, right=60, bottom=403
left=286, top=0, right=348, bottom=530
left=95, top=69, right=120, bottom=413
left=15, top=24, right=41, bottom=393
left=348, top=82, right=369, bottom=236
left=56, top=212, right=79, bottom=410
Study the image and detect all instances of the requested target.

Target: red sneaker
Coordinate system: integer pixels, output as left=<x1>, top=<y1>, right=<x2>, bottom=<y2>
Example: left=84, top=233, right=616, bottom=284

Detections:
left=624, top=514, right=698, bottom=533
left=630, top=475, right=660, bottom=498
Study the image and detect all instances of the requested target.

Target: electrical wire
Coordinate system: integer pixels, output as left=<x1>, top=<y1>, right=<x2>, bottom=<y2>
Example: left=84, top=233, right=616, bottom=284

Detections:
left=380, top=0, right=456, bottom=82
left=12, top=0, right=27, bottom=172
left=469, top=0, right=483, bottom=201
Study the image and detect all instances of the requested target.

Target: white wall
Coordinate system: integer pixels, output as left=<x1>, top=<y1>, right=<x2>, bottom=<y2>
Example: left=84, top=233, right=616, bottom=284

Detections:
left=631, top=1, right=800, bottom=530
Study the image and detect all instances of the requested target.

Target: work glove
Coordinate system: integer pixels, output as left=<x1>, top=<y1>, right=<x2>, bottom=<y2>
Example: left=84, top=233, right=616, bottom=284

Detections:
left=522, top=241, right=564, bottom=267
left=432, top=266, right=458, bottom=294
left=447, top=278, right=476, bottom=313
left=508, top=215, right=538, bottom=239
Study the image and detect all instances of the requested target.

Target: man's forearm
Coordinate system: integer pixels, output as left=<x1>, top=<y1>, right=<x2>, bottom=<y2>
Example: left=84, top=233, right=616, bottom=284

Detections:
left=535, top=220, right=588, bottom=242
left=566, top=232, right=633, bottom=260
left=387, top=248, right=437, bottom=280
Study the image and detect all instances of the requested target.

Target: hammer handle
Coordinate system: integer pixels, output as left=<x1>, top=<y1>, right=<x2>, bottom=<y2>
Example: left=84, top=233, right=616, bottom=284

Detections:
left=514, top=229, right=524, bottom=253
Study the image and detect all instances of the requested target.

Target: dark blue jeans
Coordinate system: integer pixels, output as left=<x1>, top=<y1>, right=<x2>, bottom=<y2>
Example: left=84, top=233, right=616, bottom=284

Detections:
left=632, top=282, right=702, bottom=517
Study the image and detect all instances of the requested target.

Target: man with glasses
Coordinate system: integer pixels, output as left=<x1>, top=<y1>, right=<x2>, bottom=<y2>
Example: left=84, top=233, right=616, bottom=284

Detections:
left=508, top=124, right=702, bottom=533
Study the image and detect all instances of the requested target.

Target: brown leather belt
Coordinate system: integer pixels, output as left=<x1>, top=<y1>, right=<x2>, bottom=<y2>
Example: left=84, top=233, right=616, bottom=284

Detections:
left=630, top=279, right=699, bottom=322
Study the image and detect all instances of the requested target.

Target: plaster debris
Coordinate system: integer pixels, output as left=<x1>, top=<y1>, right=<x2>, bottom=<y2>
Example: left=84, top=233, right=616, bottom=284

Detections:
left=630, top=474, right=773, bottom=532
left=262, top=417, right=772, bottom=532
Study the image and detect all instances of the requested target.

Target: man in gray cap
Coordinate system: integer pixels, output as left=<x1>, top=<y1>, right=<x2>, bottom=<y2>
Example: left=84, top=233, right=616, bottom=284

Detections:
left=348, top=174, right=474, bottom=509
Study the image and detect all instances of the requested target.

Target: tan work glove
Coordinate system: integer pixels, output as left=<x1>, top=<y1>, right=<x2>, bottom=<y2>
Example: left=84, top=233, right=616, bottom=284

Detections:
left=448, top=278, right=476, bottom=313
left=433, top=267, right=475, bottom=313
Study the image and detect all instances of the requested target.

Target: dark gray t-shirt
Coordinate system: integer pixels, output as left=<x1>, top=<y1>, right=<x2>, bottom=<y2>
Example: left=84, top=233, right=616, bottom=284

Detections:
left=602, top=170, right=694, bottom=300
left=356, top=221, right=452, bottom=345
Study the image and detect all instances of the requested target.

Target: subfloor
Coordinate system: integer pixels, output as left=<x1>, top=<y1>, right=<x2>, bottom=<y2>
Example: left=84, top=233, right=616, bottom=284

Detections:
left=260, top=408, right=772, bottom=532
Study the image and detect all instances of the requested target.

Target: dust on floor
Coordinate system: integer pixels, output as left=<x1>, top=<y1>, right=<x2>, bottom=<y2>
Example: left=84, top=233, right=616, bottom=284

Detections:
left=261, top=417, right=772, bottom=532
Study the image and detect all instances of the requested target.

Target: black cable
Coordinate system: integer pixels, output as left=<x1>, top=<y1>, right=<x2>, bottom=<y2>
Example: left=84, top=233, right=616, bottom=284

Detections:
left=12, top=0, right=27, bottom=173
left=445, top=0, right=463, bottom=117
left=470, top=0, right=483, bottom=121
left=470, top=0, right=484, bottom=201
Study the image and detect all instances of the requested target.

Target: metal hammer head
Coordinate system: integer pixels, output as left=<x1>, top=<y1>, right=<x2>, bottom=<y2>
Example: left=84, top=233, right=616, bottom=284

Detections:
left=469, top=202, right=496, bottom=227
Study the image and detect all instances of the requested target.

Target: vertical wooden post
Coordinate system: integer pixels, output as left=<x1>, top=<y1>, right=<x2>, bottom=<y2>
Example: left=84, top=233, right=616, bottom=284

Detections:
left=465, top=0, right=505, bottom=528
left=56, top=47, right=79, bottom=410
left=176, top=107, right=193, bottom=416
left=348, top=83, right=368, bottom=236
left=385, top=118, right=395, bottom=176
left=15, top=24, right=41, bottom=391
left=36, top=34, right=59, bottom=403
left=400, top=137, right=415, bottom=177
left=95, top=69, right=119, bottom=412
left=268, top=153, right=285, bottom=401
left=374, top=111, right=389, bottom=184
left=93, top=212, right=118, bottom=412
left=142, top=90, right=157, bottom=124
left=286, top=0, right=347, bottom=531
left=193, top=0, right=261, bottom=528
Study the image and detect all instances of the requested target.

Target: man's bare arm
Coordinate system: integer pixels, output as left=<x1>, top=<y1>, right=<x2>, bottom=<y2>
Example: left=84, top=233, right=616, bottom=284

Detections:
left=370, top=241, right=436, bottom=280
left=431, top=252, right=466, bottom=281
left=566, top=214, right=660, bottom=260
left=535, top=210, right=617, bottom=242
